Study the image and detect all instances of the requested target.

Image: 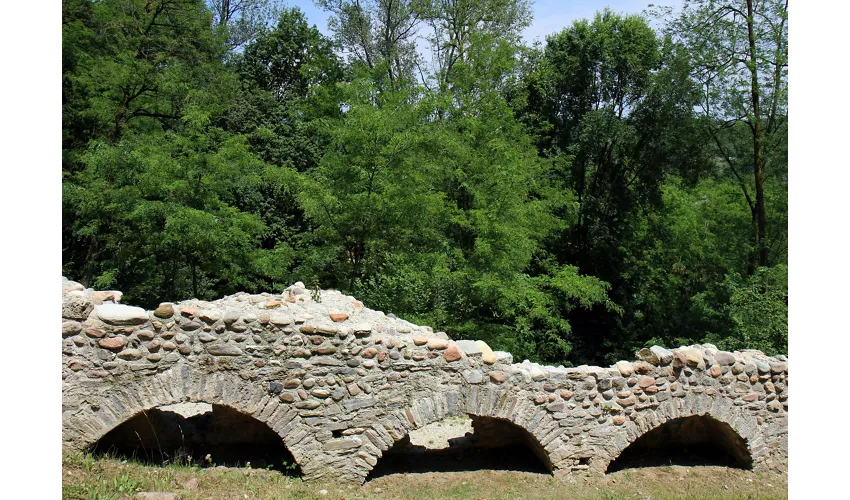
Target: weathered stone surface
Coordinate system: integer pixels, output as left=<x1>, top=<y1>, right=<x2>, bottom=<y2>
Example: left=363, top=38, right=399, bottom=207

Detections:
left=152, top=304, right=175, bottom=320
left=650, top=346, right=674, bottom=365
left=199, top=310, right=221, bottom=323
left=444, top=343, right=463, bottom=362
left=715, top=351, right=736, bottom=366
left=330, top=313, right=349, bottom=323
left=62, top=321, right=82, bottom=337
left=615, top=361, right=634, bottom=376
left=324, top=438, right=362, bottom=451
left=679, top=348, right=703, bottom=367
left=616, top=396, right=636, bottom=407
left=476, top=341, right=497, bottom=364
left=312, top=388, right=331, bottom=398
left=636, top=347, right=660, bottom=365
left=117, top=349, right=142, bottom=361
left=63, top=292, right=94, bottom=320
left=462, top=369, right=484, bottom=384
left=426, top=338, right=449, bottom=350
left=62, top=278, right=788, bottom=485
left=180, top=321, right=201, bottom=331
left=770, top=361, right=787, bottom=374
left=495, top=351, right=513, bottom=365
left=207, top=343, right=242, bottom=356
left=98, top=336, right=127, bottom=350
left=632, top=361, right=654, bottom=375
left=638, top=376, right=655, bottom=389
left=455, top=340, right=481, bottom=356
left=94, top=304, right=149, bottom=325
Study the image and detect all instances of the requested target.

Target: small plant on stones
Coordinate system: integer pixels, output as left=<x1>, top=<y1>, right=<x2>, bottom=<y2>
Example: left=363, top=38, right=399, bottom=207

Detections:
left=311, top=280, right=322, bottom=303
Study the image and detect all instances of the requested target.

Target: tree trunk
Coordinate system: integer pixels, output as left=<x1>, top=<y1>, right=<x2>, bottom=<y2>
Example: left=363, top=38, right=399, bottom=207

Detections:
left=747, top=0, right=768, bottom=268
left=191, top=260, right=198, bottom=298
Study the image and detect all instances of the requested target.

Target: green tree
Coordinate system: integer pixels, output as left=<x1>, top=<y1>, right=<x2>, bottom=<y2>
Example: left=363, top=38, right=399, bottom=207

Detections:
left=316, top=0, right=424, bottom=88
left=720, top=264, right=787, bottom=354
left=62, top=0, right=228, bottom=145
left=63, top=0, right=294, bottom=304
left=419, top=0, right=531, bottom=95
left=653, top=0, right=788, bottom=268
left=226, top=7, right=344, bottom=273
left=207, top=0, right=282, bottom=50
left=513, top=10, right=710, bottom=362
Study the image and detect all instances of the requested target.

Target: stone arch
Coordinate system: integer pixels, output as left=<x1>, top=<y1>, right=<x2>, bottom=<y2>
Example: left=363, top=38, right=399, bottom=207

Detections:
left=606, top=414, right=751, bottom=472
left=595, top=393, right=761, bottom=474
left=349, top=386, right=561, bottom=482
left=61, top=365, right=324, bottom=479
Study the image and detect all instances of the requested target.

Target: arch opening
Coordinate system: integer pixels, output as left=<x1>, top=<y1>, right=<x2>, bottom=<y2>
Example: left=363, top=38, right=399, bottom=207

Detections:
left=366, top=414, right=552, bottom=481
left=89, top=403, right=300, bottom=474
left=606, top=415, right=753, bottom=473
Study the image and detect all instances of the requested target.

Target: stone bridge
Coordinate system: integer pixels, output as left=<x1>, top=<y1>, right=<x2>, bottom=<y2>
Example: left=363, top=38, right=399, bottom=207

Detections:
left=61, top=278, right=788, bottom=483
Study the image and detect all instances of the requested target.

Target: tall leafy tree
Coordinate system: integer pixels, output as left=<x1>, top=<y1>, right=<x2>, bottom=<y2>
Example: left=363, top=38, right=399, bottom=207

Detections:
left=207, top=0, right=282, bottom=50
left=63, top=0, right=292, bottom=304
left=653, top=0, right=788, bottom=268
left=63, top=0, right=228, bottom=145
left=419, top=0, right=531, bottom=94
left=315, top=0, right=424, bottom=88
left=226, top=7, right=344, bottom=273
left=514, top=10, right=710, bottom=361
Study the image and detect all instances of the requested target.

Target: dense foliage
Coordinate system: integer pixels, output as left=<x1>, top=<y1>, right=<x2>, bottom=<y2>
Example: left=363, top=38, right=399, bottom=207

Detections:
left=62, top=0, right=788, bottom=365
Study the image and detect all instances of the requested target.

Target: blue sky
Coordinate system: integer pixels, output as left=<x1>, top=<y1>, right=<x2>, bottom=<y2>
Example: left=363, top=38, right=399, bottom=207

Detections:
left=283, top=0, right=679, bottom=44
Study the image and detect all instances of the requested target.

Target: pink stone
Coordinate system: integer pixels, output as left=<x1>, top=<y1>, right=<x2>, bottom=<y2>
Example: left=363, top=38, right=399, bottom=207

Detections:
left=638, top=376, right=655, bottom=388
left=444, top=344, right=462, bottom=362
left=98, top=336, right=126, bottom=350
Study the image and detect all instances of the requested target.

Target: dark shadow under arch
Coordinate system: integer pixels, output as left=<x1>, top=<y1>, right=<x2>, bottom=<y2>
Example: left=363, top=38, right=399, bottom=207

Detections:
left=89, top=403, right=300, bottom=474
left=606, top=415, right=753, bottom=473
left=366, top=414, right=552, bottom=481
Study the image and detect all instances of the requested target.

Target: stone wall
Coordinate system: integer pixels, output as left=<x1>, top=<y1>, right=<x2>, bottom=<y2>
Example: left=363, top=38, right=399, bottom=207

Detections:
left=62, top=277, right=788, bottom=483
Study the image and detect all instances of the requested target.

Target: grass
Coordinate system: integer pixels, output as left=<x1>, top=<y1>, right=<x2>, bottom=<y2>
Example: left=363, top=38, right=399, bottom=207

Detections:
left=63, top=453, right=788, bottom=499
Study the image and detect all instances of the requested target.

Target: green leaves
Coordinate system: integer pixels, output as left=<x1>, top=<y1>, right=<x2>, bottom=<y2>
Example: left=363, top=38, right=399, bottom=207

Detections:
left=723, top=265, right=788, bottom=355
left=62, top=1, right=787, bottom=365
